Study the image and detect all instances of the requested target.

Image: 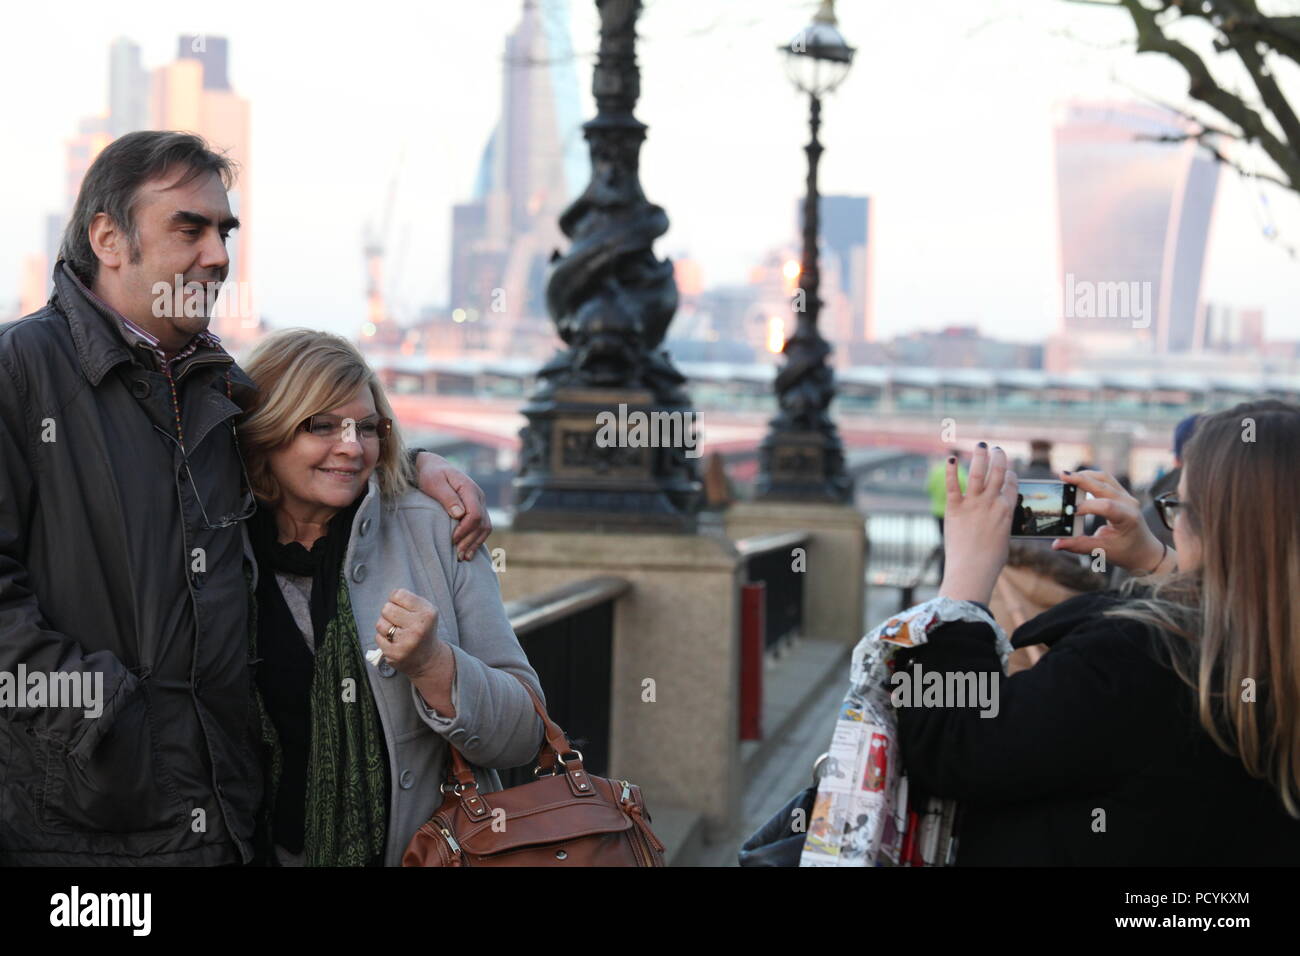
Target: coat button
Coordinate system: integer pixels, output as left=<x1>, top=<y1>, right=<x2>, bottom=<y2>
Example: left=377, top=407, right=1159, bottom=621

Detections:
left=378, top=660, right=396, bottom=678
left=450, top=729, right=467, bottom=741
left=466, top=735, right=480, bottom=747
left=399, top=769, right=414, bottom=789
left=351, top=564, right=367, bottom=583
left=359, top=517, right=372, bottom=535
left=131, top=379, right=150, bottom=398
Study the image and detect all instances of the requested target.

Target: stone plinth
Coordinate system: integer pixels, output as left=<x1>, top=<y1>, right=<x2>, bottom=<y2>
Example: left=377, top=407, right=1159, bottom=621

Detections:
left=724, top=500, right=866, bottom=644
left=489, top=527, right=743, bottom=841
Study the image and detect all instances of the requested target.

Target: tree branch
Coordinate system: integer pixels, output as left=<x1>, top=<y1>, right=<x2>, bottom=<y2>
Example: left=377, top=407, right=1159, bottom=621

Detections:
left=1115, top=0, right=1299, bottom=190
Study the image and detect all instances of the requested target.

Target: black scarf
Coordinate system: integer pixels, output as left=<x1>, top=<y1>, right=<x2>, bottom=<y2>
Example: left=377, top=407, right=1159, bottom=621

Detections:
left=248, top=498, right=360, bottom=646
left=248, top=497, right=362, bottom=854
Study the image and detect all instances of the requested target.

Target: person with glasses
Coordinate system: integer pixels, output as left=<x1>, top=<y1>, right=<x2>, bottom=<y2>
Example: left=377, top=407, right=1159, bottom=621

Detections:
left=883, top=402, right=1300, bottom=864
left=239, top=329, right=544, bottom=866
left=0, top=131, right=491, bottom=867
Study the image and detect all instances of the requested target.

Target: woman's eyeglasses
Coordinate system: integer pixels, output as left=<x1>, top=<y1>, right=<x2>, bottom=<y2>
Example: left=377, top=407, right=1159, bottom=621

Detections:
left=1153, top=491, right=1186, bottom=532
left=298, top=415, right=393, bottom=443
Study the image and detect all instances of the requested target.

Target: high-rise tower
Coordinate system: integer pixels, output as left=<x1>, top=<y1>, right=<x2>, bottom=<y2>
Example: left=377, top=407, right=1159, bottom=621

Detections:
left=449, top=0, right=588, bottom=357
left=1049, top=101, right=1218, bottom=370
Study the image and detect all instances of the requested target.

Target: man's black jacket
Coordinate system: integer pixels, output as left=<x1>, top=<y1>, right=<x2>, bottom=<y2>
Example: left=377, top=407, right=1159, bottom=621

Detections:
left=896, top=591, right=1300, bottom=865
left=0, top=265, right=262, bottom=864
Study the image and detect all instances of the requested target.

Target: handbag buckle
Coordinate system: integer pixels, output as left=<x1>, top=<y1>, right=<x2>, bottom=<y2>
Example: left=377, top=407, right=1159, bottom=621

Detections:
left=440, top=782, right=467, bottom=795
left=555, top=749, right=584, bottom=767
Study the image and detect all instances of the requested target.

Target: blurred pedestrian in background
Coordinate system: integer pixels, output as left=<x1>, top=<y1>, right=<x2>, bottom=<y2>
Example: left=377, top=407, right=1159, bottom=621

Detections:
left=927, top=448, right=967, bottom=578
left=1021, top=439, right=1055, bottom=479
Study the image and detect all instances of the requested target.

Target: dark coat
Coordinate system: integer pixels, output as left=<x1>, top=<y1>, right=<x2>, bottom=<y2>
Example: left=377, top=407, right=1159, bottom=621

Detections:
left=0, top=264, right=262, bottom=864
left=895, top=591, right=1300, bottom=865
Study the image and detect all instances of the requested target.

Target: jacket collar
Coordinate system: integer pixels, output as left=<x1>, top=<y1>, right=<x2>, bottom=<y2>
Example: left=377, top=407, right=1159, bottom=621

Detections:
left=52, top=262, right=135, bottom=387
left=51, top=262, right=239, bottom=388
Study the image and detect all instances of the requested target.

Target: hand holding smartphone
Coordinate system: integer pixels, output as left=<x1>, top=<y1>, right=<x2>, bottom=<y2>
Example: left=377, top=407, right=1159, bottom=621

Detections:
left=1009, top=479, right=1083, bottom=539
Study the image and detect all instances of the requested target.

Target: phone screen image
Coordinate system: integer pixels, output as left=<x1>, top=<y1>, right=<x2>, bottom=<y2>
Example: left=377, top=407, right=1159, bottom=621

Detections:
left=1010, top=479, right=1078, bottom=538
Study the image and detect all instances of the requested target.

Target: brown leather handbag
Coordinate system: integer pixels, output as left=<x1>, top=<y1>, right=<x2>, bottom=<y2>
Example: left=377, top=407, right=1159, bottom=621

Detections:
left=402, top=681, right=666, bottom=867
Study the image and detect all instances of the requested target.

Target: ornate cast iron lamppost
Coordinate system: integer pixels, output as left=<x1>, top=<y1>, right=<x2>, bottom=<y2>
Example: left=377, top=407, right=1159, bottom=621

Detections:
left=756, top=0, right=854, bottom=502
left=513, top=0, right=700, bottom=531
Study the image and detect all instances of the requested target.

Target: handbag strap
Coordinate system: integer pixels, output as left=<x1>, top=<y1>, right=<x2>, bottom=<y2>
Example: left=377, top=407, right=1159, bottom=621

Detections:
left=444, top=674, right=580, bottom=790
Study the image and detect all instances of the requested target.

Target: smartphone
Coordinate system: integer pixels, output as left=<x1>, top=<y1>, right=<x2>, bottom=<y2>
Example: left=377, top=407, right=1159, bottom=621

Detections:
left=1010, top=479, right=1082, bottom=539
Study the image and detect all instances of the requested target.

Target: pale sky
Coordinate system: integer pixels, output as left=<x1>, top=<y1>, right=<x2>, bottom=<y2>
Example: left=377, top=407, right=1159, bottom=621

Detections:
left=1, top=0, right=1297, bottom=343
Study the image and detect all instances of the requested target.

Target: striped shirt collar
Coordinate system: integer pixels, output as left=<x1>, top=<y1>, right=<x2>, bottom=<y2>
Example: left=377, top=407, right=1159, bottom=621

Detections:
left=60, top=263, right=224, bottom=371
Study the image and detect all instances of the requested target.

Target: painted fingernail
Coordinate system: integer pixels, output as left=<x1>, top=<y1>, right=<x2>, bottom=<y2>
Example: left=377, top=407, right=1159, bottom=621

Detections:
left=947, top=456, right=956, bottom=464
left=977, top=441, right=987, bottom=448
left=1063, top=469, right=1071, bottom=474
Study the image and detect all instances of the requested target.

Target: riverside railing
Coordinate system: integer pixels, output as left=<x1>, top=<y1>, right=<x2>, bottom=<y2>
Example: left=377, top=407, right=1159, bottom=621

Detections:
left=733, top=530, right=809, bottom=740
left=496, top=576, right=630, bottom=788
left=864, top=510, right=942, bottom=612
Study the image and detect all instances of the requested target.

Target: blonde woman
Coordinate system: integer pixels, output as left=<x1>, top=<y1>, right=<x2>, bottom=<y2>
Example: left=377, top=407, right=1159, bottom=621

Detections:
left=239, top=329, right=544, bottom=866
left=893, top=403, right=1300, bottom=864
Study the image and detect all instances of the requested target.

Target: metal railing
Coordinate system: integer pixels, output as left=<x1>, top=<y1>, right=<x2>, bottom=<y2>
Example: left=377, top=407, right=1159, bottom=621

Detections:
left=734, top=530, right=809, bottom=653
left=864, top=511, right=942, bottom=611
left=496, top=576, right=630, bottom=787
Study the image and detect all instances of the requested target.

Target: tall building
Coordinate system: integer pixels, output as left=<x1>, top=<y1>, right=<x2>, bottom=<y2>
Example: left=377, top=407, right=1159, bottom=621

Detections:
left=179, top=35, right=231, bottom=91
left=795, top=194, right=875, bottom=363
left=21, top=37, right=257, bottom=348
left=1202, top=302, right=1265, bottom=353
left=108, top=38, right=149, bottom=138
left=65, top=116, right=112, bottom=216
left=1048, top=101, right=1219, bottom=370
left=447, top=0, right=588, bottom=358
left=152, top=35, right=256, bottom=350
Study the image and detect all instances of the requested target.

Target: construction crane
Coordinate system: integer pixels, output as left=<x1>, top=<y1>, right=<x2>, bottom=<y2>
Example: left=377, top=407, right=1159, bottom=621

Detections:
left=361, top=145, right=406, bottom=344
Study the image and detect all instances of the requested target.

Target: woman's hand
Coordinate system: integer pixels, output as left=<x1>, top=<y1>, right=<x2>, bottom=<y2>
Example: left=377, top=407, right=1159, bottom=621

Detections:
left=938, top=444, right=1019, bottom=606
left=376, top=588, right=457, bottom=715
left=375, top=589, right=442, bottom=678
left=1049, top=470, right=1174, bottom=575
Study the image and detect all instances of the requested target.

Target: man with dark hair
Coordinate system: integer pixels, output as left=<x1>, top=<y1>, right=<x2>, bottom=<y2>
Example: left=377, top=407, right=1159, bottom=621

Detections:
left=0, top=130, right=490, bottom=865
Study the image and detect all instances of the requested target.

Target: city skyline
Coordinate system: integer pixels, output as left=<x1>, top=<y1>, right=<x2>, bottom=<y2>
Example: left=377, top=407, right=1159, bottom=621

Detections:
left=2, top=0, right=1297, bottom=352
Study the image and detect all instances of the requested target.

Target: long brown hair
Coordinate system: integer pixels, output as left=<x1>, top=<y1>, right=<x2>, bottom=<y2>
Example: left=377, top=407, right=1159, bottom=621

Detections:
left=1110, top=400, right=1300, bottom=817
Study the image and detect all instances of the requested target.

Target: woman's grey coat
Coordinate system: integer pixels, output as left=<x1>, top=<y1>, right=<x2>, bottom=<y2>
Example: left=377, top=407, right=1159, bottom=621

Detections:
left=342, top=475, right=544, bottom=866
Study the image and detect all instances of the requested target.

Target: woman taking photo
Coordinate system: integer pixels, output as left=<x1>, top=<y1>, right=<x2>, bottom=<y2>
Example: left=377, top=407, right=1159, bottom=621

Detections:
left=239, top=329, right=544, bottom=866
left=895, top=400, right=1300, bottom=864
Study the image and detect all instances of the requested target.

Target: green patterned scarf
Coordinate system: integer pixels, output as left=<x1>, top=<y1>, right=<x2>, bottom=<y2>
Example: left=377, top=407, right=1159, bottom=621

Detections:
left=248, top=565, right=391, bottom=866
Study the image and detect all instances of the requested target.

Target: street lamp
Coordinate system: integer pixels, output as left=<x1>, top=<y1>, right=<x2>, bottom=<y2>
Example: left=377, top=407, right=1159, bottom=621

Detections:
left=756, top=0, right=855, bottom=502
left=512, top=0, right=700, bottom=532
